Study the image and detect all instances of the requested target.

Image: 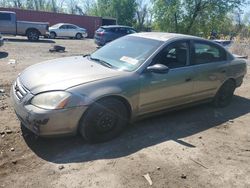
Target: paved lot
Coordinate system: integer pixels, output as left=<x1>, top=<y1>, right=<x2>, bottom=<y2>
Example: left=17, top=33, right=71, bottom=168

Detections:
left=0, top=36, right=250, bottom=188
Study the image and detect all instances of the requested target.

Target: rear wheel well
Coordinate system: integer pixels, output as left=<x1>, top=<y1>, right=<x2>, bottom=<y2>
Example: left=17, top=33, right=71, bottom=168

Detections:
left=26, top=28, right=41, bottom=36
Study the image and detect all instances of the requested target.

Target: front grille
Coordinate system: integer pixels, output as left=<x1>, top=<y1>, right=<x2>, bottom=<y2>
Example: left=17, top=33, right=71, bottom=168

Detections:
left=14, top=78, right=28, bottom=101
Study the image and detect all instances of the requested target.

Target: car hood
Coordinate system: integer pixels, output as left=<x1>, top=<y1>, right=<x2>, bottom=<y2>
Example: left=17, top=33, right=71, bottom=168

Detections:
left=19, top=56, right=125, bottom=94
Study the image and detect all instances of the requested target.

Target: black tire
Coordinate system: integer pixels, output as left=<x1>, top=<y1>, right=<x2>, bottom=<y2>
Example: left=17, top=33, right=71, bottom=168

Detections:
left=213, top=79, right=236, bottom=108
left=27, top=29, right=40, bottom=41
left=79, top=98, right=129, bottom=143
left=75, top=33, right=82, bottom=39
left=50, top=32, right=56, bottom=39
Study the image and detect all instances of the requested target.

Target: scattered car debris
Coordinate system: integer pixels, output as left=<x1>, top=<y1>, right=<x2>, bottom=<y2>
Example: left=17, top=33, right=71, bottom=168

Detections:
left=0, top=105, right=8, bottom=111
left=156, top=166, right=161, bottom=170
left=58, top=165, right=65, bottom=170
left=229, top=120, right=234, bottom=123
left=143, top=173, right=153, bottom=186
left=10, top=148, right=15, bottom=152
left=0, top=88, right=5, bottom=93
left=199, top=136, right=202, bottom=139
left=49, top=45, right=66, bottom=53
left=12, top=160, right=17, bottom=165
left=6, top=129, right=13, bottom=134
left=190, top=158, right=208, bottom=169
left=8, top=59, right=17, bottom=65
left=181, top=174, right=187, bottom=179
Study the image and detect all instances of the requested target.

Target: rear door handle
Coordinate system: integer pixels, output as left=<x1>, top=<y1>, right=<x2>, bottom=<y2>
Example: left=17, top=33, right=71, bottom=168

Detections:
left=185, top=78, right=192, bottom=82
left=220, top=70, right=226, bottom=73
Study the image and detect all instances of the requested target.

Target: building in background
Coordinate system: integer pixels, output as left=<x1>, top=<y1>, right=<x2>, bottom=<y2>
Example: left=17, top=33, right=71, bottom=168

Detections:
left=0, top=7, right=116, bottom=38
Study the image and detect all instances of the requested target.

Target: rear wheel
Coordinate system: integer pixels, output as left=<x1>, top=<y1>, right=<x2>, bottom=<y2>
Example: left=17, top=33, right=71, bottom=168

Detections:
left=27, top=29, right=40, bottom=41
left=79, top=98, right=129, bottom=143
left=213, top=79, right=236, bottom=108
left=75, top=33, right=82, bottom=39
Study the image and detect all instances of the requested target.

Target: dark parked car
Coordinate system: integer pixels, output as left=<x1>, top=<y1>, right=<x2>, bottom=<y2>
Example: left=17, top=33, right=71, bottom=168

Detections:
left=94, top=25, right=137, bottom=46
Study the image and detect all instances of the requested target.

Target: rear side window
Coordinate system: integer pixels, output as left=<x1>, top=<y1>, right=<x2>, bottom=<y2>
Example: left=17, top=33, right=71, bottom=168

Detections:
left=118, top=28, right=128, bottom=34
left=0, top=13, right=11, bottom=21
left=192, top=42, right=227, bottom=64
left=67, top=25, right=77, bottom=29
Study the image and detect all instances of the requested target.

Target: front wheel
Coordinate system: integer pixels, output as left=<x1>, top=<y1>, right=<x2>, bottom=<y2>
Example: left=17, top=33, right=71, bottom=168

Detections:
left=27, top=30, right=40, bottom=41
left=75, top=33, right=82, bottom=39
left=79, top=98, right=129, bottom=143
left=213, top=80, right=236, bottom=108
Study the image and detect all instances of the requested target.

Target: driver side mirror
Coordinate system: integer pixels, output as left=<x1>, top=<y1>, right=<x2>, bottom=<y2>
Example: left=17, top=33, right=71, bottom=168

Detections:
left=146, top=64, right=169, bottom=74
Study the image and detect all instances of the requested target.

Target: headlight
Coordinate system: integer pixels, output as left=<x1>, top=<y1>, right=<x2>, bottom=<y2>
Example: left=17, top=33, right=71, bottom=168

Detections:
left=31, top=91, right=71, bottom=110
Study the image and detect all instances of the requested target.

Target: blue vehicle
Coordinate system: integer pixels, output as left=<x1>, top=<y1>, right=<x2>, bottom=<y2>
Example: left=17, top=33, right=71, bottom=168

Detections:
left=94, top=25, right=137, bottom=46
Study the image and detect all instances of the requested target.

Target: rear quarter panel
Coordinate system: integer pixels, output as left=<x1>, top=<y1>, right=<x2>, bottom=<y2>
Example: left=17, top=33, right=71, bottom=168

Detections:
left=17, top=21, right=49, bottom=36
left=226, top=58, right=247, bottom=87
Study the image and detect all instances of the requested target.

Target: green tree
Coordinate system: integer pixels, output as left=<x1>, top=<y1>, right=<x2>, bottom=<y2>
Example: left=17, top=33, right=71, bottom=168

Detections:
left=153, top=0, right=248, bottom=36
left=87, top=0, right=137, bottom=26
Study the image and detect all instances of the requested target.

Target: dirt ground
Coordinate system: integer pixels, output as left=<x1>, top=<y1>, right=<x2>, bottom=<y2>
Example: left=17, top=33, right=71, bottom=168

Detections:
left=0, top=36, right=250, bottom=188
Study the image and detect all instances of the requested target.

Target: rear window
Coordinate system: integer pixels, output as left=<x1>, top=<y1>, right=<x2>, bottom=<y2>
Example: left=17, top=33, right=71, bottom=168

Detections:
left=0, top=13, right=11, bottom=21
left=96, top=28, right=105, bottom=32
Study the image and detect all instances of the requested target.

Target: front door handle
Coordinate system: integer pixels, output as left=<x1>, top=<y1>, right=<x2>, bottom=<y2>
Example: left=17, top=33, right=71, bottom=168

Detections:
left=185, top=78, right=192, bottom=82
left=220, top=70, right=226, bottom=73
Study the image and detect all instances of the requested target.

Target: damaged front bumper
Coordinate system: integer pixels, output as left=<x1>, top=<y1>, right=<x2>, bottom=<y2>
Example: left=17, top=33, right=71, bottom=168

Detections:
left=10, top=80, right=87, bottom=136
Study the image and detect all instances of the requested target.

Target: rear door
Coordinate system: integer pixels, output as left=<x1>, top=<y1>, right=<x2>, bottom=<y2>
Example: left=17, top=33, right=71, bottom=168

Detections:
left=0, top=12, right=16, bottom=35
left=66, top=25, right=77, bottom=37
left=107, top=27, right=120, bottom=41
left=139, top=40, right=195, bottom=115
left=190, top=40, right=228, bottom=101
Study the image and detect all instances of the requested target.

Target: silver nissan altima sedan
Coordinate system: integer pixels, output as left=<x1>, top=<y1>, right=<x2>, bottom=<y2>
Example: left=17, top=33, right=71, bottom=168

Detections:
left=11, top=32, right=247, bottom=143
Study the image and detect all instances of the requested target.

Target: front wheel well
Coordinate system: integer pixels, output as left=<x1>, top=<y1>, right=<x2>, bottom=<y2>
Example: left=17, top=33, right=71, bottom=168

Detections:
left=94, top=95, right=132, bottom=120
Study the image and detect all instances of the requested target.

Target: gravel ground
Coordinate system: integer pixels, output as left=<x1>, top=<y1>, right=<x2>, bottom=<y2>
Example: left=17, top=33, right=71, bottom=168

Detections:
left=0, top=36, right=250, bottom=188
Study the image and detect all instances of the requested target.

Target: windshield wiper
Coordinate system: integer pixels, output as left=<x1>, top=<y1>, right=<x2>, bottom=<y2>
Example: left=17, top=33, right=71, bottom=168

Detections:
left=89, top=56, right=114, bottom=68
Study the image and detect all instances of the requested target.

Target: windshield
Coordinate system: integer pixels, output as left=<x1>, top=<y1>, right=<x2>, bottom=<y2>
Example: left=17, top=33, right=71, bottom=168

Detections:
left=51, top=23, right=62, bottom=28
left=91, top=36, right=163, bottom=71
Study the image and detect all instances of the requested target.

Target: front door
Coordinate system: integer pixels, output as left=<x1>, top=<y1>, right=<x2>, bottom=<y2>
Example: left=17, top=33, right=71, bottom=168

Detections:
left=57, top=25, right=68, bottom=37
left=0, top=12, right=16, bottom=35
left=139, top=41, right=195, bottom=115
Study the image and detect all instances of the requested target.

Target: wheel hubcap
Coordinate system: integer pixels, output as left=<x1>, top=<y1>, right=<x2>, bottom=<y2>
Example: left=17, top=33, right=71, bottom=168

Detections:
left=95, top=111, right=117, bottom=133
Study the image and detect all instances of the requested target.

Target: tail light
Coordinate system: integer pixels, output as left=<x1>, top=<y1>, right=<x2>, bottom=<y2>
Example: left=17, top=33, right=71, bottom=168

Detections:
left=97, top=32, right=104, bottom=36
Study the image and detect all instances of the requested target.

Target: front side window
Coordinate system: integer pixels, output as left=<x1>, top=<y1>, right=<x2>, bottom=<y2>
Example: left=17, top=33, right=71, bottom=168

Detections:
left=0, top=13, right=11, bottom=21
left=59, top=25, right=67, bottom=29
left=152, top=41, right=188, bottom=69
left=192, top=42, right=227, bottom=64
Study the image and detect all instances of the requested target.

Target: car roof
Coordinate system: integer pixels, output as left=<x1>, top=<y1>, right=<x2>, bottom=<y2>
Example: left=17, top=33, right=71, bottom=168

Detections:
left=101, top=25, right=134, bottom=29
left=213, top=39, right=232, bottom=42
left=130, top=32, right=203, bottom=42
left=53, top=23, right=77, bottom=26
